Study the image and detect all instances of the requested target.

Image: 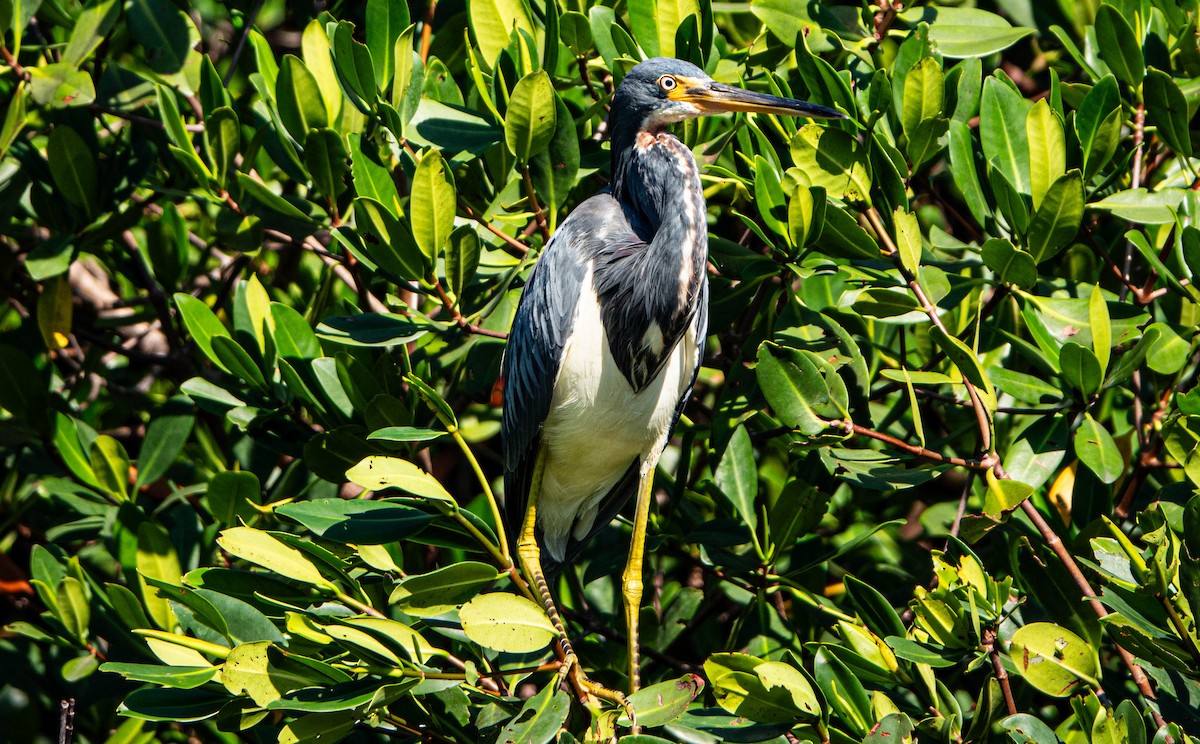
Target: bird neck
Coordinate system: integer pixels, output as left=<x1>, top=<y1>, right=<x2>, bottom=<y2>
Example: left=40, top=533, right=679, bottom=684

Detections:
left=610, top=126, right=706, bottom=257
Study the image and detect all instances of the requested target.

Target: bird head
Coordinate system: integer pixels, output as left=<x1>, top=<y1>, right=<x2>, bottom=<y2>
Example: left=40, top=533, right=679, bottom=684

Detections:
left=612, top=57, right=847, bottom=132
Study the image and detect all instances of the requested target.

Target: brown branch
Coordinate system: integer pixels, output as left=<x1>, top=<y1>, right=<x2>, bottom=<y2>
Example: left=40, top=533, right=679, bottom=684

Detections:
left=520, top=164, right=551, bottom=242
left=578, top=56, right=601, bottom=101
left=839, top=420, right=985, bottom=470
left=430, top=278, right=509, bottom=339
left=459, top=201, right=530, bottom=256
left=419, top=0, right=437, bottom=63
left=0, top=44, right=28, bottom=79
left=864, top=206, right=992, bottom=454
left=983, top=627, right=1017, bottom=716
left=1018, top=499, right=1165, bottom=729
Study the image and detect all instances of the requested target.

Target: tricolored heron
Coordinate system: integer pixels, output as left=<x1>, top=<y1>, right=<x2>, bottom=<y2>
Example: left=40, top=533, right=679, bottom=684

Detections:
left=502, top=57, right=844, bottom=706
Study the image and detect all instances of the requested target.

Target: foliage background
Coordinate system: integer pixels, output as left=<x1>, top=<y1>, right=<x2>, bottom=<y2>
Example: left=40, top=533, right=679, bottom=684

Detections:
left=1, top=0, right=1199, bottom=742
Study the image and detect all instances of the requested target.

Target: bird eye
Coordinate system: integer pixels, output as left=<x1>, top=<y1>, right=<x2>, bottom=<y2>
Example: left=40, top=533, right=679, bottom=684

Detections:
left=658, top=76, right=677, bottom=92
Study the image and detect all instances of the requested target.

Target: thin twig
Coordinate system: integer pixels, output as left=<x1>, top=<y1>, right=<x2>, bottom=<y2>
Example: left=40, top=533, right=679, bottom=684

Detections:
left=520, top=165, right=551, bottom=242
left=864, top=206, right=992, bottom=454
left=459, top=201, right=530, bottom=256
left=983, top=628, right=1017, bottom=716
left=223, top=0, right=265, bottom=86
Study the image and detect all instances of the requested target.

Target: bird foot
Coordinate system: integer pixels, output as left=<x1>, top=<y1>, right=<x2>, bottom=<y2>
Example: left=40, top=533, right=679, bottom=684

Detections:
left=557, top=652, right=638, bottom=733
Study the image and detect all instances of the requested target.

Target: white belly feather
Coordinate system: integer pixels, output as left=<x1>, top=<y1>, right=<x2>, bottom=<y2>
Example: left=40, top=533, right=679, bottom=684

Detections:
left=538, top=266, right=699, bottom=560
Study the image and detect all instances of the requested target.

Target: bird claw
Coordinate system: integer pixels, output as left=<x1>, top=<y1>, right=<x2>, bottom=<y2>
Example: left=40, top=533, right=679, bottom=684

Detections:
left=557, top=652, right=638, bottom=734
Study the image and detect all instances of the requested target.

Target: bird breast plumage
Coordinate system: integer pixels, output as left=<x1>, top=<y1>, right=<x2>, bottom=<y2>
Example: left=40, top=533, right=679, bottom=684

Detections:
left=536, top=265, right=701, bottom=561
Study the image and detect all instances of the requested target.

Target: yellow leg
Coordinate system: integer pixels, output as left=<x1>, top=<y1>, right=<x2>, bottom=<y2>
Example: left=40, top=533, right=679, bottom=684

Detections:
left=621, top=458, right=658, bottom=710
left=517, top=448, right=631, bottom=719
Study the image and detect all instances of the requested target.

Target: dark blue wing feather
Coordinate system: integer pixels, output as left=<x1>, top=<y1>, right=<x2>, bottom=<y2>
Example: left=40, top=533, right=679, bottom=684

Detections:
left=502, top=193, right=629, bottom=541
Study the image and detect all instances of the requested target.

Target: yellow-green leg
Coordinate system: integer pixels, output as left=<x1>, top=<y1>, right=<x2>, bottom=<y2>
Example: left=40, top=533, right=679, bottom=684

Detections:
left=518, top=448, right=631, bottom=718
left=621, top=456, right=659, bottom=702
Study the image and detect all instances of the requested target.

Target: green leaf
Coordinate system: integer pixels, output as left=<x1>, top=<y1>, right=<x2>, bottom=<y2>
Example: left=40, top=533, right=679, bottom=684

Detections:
left=332, top=21, right=378, bottom=112
left=127, top=0, right=194, bottom=73
left=90, top=434, right=130, bottom=501
left=893, top=208, right=922, bottom=274
left=28, top=63, right=96, bottom=108
left=618, top=675, right=705, bottom=728
left=947, top=120, right=988, bottom=225
left=790, top=125, right=872, bottom=203
left=135, top=406, right=194, bottom=491
left=409, top=149, right=456, bottom=270
left=1026, top=170, right=1083, bottom=264
left=928, top=327, right=995, bottom=403
left=754, top=156, right=788, bottom=239
left=902, top=57, right=943, bottom=139
left=56, top=576, right=90, bottom=643
left=1060, top=342, right=1102, bottom=396
left=174, top=294, right=232, bottom=367
left=1090, top=187, right=1186, bottom=225
left=559, top=11, right=592, bottom=56
left=1089, top=285, right=1111, bottom=374
left=505, top=70, right=556, bottom=164
left=365, top=0, right=409, bottom=90
left=813, top=647, right=871, bottom=734
left=496, top=684, right=570, bottom=744
left=1076, top=76, right=1122, bottom=179
left=714, top=425, right=758, bottom=535
left=100, top=663, right=217, bottom=689
left=983, top=470, right=1034, bottom=517
left=217, top=527, right=336, bottom=590
left=854, top=288, right=920, bottom=318
left=468, top=0, right=536, bottom=67
left=62, top=0, right=120, bottom=67
left=459, top=593, right=555, bottom=653
left=1009, top=622, right=1100, bottom=696
left=705, top=653, right=820, bottom=724
left=120, top=687, right=229, bottom=722
left=276, top=498, right=432, bottom=544
left=210, top=336, right=267, bottom=389
left=0, top=80, right=27, bottom=161
left=787, top=184, right=822, bottom=250
left=276, top=55, right=328, bottom=142
left=818, top=206, right=879, bottom=259
left=444, top=225, right=480, bottom=302
left=354, top=197, right=426, bottom=281
left=206, top=470, right=262, bottom=526
left=47, top=125, right=98, bottom=218
left=981, top=238, right=1036, bottom=289
left=1074, top=415, right=1123, bottom=484
left=1143, top=68, right=1193, bottom=157
left=137, top=522, right=182, bottom=631
left=304, top=128, right=350, bottom=206
left=223, top=642, right=328, bottom=707
left=234, top=172, right=312, bottom=223
left=756, top=343, right=834, bottom=435
left=390, top=561, right=498, bottom=616
left=906, top=116, right=949, bottom=169
left=270, top=303, right=321, bottom=360
left=989, top=162, right=1029, bottom=237
left=979, top=76, right=1031, bottom=196
left=920, top=7, right=1034, bottom=58
left=1145, top=322, right=1189, bottom=375
left=345, top=456, right=453, bottom=501
left=1094, top=4, right=1145, bottom=87
left=316, top=312, right=431, bottom=347
left=203, top=106, right=239, bottom=189
left=529, top=94, right=580, bottom=232
left=1026, top=100, right=1064, bottom=211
